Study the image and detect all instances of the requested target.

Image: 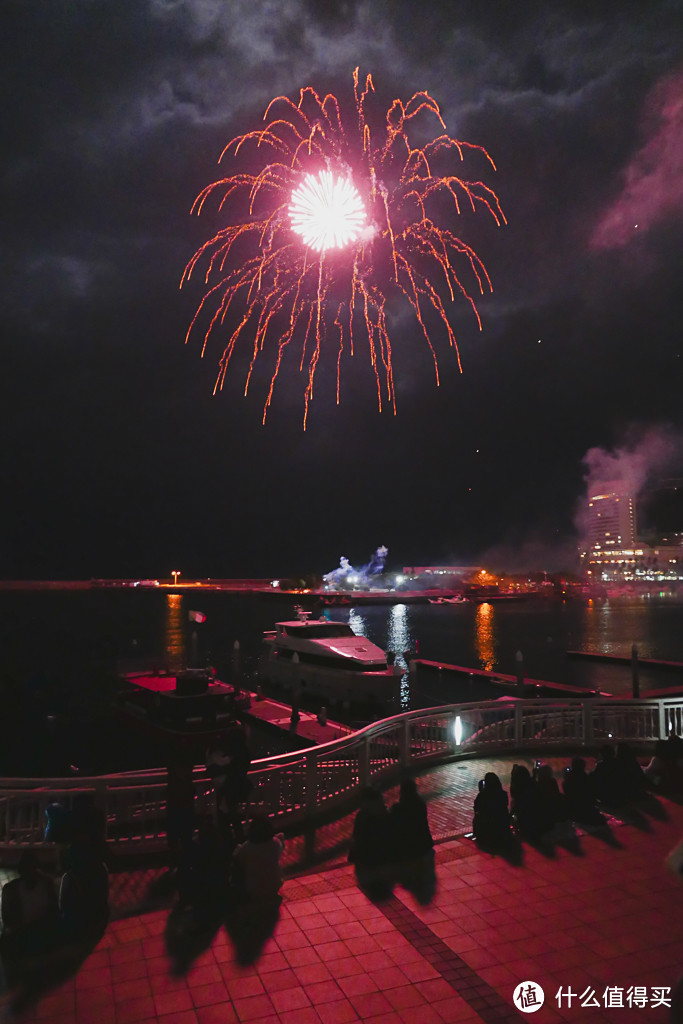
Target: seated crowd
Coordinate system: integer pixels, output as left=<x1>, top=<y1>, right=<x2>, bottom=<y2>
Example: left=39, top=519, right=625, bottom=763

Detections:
left=472, top=740, right=671, bottom=848
left=173, top=813, right=286, bottom=928
left=2, top=735, right=678, bottom=979
left=348, top=778, right=434, bottom=886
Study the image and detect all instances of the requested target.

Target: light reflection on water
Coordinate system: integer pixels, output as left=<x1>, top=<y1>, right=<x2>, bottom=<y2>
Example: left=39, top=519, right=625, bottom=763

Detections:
left=387, top=604, right=412, bottom=709
left=164, top=593, right=185, bottom=673
left=328, top=596, right=683, bottom=698
left=346, top=605, right=412, bottom=709
left=387, top=604, right=411, bottom=668
left=474, top=603, right=495, bottom=671
left=578, top=597, right=657, bottom=659
left=348, top=608, right=367, bottom=638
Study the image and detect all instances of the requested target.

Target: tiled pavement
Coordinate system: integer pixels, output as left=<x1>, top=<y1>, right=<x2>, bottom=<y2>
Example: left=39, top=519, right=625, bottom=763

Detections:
left=2, top=755, right=683, bottom=1024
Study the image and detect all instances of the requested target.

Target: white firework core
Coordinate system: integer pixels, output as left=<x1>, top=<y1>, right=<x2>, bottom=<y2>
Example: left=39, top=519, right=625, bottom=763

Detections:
left=289, top=170, right=366, bottom=251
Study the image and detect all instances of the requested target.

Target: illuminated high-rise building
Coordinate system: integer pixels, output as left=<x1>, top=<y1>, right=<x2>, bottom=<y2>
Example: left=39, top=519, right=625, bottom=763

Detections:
left=581, top=479, right=683, bottom=584
left=585, top=481, right=636, bottom=553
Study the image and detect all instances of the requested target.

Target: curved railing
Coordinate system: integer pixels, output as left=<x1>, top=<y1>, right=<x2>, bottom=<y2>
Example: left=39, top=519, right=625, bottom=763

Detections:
left=1, top=696, right=682, bottom=852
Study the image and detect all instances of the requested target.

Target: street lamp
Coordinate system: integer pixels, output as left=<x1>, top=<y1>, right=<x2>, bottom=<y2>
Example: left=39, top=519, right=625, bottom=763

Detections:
left=172, top=570, right=181, bottom=587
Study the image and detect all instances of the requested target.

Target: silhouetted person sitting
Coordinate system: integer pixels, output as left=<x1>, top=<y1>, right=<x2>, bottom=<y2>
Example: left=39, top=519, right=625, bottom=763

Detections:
left=533, top=763, right=568, bottom=831
left=510, top=764, right=543, bottom=838
left=0, top=851, right=59, bottom=966
left=667, top=733, right=683, bottom=760
left=59, top=843, right=109, bottom=945
left=562, top=758, right=605, bottom=826
left=232, top=815, right=284, bottom=905
left=615, top=743, right=647, bottom=800
left=473, top=772, right=512, bottom=847
left=664, top=734, right=683, bottom=792
left=645, top=738, right=683, bottom=792
left=644, top=739, right=671, bottom=789
left=349, top=787, right=393, bottom=891
left=389, top=778, right=434, bottom=863
left=591, top=745, right=624, bottom=806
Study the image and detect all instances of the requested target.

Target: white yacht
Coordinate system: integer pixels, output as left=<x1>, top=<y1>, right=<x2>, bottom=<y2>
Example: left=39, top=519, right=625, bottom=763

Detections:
left=257, top=611, right=400, bottom=708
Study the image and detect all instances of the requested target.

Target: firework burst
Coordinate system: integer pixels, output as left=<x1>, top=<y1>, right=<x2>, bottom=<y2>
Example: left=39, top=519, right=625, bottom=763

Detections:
left=182, top=68, right=505, bottom=427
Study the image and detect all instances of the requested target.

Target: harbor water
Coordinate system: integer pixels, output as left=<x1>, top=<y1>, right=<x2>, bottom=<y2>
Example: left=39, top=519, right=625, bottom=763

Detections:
left=1, top=589, right=682, bottom=775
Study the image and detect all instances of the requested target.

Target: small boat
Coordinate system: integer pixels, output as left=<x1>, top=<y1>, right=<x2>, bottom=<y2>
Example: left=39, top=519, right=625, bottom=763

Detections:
left=257, top=609, right=400, bottom=708
left=428, top=595, right=467, bottom=605
left=117, top=669, right=251, bottom=739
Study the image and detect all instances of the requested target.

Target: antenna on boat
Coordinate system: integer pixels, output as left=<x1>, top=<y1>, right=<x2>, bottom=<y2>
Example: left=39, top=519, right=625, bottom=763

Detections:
left=294, top=605, right=312, bottom=622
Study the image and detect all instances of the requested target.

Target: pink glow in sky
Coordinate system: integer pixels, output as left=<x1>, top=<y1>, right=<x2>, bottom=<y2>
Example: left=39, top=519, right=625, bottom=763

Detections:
left=592, top=69, right=683, bottom=249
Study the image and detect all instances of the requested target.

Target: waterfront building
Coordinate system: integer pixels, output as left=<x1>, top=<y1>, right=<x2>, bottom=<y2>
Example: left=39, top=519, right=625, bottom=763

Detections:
left=581, top=479, right=683, bottom=584
left=401, top=566, right=486, bottom=590
left=585, top=481, right=636, bottom=552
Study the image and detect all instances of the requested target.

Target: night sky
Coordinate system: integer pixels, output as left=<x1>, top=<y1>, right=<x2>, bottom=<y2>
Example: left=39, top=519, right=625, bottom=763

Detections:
left=3, top=0, right=683, bottom=581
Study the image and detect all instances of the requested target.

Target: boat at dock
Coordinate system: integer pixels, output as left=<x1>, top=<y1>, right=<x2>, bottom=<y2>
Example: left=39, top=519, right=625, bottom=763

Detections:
left=257, top=609, right=400, bottom=709
left=117, top=668, right=251, bottom=740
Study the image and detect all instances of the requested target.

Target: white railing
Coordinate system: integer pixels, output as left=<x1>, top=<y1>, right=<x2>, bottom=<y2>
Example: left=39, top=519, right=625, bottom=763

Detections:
left=1, top=697, right=681, bottom=852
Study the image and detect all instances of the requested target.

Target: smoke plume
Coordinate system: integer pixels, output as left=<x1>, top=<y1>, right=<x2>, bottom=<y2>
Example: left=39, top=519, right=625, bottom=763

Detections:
left=576, top=424, right=683, bottom=547
left=323, top=546, right=388, bottom=588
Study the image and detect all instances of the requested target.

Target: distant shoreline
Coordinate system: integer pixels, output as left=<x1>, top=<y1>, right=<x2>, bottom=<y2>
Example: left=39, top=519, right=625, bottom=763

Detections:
left=0, top=579, right=272, bottom=591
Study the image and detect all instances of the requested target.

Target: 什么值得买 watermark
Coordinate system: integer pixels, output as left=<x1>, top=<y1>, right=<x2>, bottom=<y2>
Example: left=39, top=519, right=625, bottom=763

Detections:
left=513, top=981, right=672, bottom=1013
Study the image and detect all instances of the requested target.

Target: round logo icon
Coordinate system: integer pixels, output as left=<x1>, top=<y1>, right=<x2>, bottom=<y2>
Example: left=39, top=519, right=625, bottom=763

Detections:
left=513, top=981, right=545, bottom=1013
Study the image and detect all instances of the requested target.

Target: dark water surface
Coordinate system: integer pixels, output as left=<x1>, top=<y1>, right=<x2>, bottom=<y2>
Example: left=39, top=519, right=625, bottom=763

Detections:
left=1, top=590, right=682, bottom=775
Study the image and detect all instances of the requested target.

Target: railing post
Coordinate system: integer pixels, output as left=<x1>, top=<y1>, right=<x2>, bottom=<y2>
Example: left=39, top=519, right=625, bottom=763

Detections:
left=514, top=704, right=523, bottom=745
left=399, top=718, right=411, bottom=768
left=305, top=750, right=318, bottom=814
left=95, top=780, right=109, bottom=841
left=659, top=700, right=668, bottom=740
left=358, top=738, right=370, bottom=788
left=582, top=700, right=594, bottom=748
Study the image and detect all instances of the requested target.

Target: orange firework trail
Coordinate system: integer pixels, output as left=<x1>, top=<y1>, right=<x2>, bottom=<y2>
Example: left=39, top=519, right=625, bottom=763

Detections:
left=182, top=68, right=505, bottom=428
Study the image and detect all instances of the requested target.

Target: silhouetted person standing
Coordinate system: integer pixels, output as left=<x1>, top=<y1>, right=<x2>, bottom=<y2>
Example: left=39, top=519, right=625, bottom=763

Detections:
left=207, top=727, right=252, bottom=845
left=166, top=758, right=196, bottom=867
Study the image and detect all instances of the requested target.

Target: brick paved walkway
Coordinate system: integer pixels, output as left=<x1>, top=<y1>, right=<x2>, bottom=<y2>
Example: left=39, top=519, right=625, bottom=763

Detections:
left=2, top=755, right=683, bottom=1023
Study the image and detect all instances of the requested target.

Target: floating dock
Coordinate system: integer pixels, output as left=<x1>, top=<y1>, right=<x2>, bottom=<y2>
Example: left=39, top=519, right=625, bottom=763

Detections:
left=411, top=659, right=613, bottom=699
left=239, top=691, right=353, bottom=749
left=568, top=650, right=683, bottom=672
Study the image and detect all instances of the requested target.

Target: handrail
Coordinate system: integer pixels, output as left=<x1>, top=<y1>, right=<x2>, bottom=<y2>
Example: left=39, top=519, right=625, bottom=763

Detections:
left=1, top=696, right=682, bottom=852
left=2, top=695, right=676, bottom=789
